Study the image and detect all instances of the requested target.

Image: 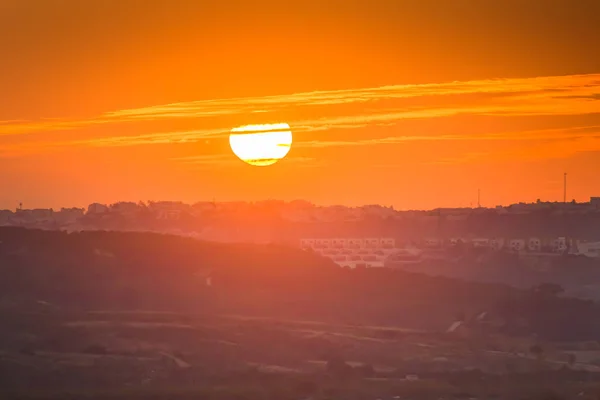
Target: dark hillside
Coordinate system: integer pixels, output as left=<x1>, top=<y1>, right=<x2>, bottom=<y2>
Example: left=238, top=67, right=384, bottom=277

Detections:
left=0, top=227, right=598, bottom=340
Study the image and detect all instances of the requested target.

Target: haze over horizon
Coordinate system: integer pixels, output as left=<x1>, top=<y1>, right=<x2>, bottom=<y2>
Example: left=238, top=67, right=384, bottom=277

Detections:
left=2, top=0, right=600, bottom=210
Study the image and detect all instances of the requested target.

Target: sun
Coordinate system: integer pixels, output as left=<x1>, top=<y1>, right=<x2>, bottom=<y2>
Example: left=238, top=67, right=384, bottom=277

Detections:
left=229, top=123, right=293, bottom=166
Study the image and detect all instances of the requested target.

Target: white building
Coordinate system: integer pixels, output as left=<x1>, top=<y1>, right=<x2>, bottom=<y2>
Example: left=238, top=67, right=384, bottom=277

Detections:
left=318, top=238, right=332, bottom=248
left=508, top=239, right=526, bottom=252
left=148, top=201, right=189, bottom=219
left=348, top=238, right=363, bottom=249
left=331, top=238, right=348, bottom=248
left=424, top=238, right=442, bottom=248
left=528, top=237, right=542, bottom=252
left=576, top=241, right=600, bottom=258
left=490, top=238, right=505, bottom=250
left=364, top=238, right=380, bottom=248
left=300, top=237, right=397, bottom=268
left=472, top=238, right=490, bottom=248
left=552, top=237, right=569, bottom=253
left=301, top=237, right=395, bottom=251
left=300, top=239, right=316, bottom=249
left=448, top=238, right=468, bottom=245
left=380, top=238, right=395, bottom=248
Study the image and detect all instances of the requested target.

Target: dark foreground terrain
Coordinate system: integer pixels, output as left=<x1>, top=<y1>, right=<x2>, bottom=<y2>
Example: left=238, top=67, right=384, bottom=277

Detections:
left=2, top=228, right=600, bottom=399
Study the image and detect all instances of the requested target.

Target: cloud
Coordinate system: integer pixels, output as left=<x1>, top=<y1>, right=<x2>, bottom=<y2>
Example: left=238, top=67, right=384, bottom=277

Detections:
left=170, top=154, right=321, bottom=169
left=2, top=121, right=599, bottom=159
left=1, top=73, right=599, bottom=138
left=294, top=125, right=600, bottom=148
left=1, top=73, right=600, bottom=162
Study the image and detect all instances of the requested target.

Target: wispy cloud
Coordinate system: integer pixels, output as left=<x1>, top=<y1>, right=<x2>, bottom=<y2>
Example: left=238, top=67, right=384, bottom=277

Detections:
left=170, top=154, right=321, bottom=169
left=1, top=73, right=600, bottom=160
left=1, top=73, right=599, bottom=138
left=294, top=125, right=600, bottom=148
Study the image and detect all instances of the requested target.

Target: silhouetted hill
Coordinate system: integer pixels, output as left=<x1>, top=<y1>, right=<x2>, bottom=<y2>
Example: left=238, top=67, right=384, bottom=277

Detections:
left=1, top=227, right=599, bottom=341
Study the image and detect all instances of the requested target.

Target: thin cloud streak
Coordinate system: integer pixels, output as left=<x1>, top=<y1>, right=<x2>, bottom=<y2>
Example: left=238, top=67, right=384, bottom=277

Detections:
left=294, top=125, right=600, bottom=148
left=38, top=104, right=600, bottom=149
left=1, top=73, right=599, bottom=139
left=1, top=123, right=599, bottom=158
left=170, top=154, right=321, bottom=169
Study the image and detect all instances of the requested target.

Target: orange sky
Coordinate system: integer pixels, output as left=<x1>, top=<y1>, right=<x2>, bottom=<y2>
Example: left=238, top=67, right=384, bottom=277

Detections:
left=1, top=0, right=600, bottom=210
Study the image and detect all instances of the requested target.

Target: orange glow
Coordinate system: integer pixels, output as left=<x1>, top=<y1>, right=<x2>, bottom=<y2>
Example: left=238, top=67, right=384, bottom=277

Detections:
left=1, top=2, right=600, bottom=209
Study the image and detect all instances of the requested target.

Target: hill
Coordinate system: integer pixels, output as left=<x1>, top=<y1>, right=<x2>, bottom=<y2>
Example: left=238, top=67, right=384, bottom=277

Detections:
left=0, top=227, right=598, bottom=341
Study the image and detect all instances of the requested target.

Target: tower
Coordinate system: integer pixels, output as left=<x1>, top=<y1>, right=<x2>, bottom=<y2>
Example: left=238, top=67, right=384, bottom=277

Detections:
left=563, top=173, right=567, bottom=203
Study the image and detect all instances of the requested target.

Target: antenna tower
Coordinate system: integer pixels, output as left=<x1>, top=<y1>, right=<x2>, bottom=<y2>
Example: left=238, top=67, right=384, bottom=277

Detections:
left=563, top=172, right=567, bottom=203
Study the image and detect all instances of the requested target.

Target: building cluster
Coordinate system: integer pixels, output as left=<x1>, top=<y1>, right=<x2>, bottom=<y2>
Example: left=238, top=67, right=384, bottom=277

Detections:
left=0, top=207, right=84, bottom=227
left=0, top=201, right=216, bottom=228
left=0, top=200, right=400, bottom=228
left=2, top=197, right=600, bottom=228
left=300, top=235, right=600, bottom=269
left=426, top=236, right=600, bottom=258
left=2, top=199, right=600, bottom=264
left=300, top=237, right=398, bottom=268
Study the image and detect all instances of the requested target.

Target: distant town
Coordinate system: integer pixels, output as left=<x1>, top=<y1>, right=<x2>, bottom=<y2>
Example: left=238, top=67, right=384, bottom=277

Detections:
left=2, top=197, right=600, bottom=266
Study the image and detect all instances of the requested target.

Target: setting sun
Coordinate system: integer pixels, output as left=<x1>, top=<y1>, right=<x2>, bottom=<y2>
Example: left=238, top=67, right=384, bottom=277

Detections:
left=229, top=123, right=293, bottom=166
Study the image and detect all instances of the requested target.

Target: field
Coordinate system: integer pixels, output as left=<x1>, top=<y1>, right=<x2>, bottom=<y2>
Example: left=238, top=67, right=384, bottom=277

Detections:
left=3, top=229, right=600, bottom=399
left=3, top=309, right=600, bottom=400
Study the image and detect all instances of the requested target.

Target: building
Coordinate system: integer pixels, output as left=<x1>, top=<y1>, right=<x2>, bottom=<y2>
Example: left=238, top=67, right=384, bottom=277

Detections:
left=300, top=239, right=316, bottom=249
left=300, top=237, right=397, bottom=268
left=490, top=238, right=505, bottom=250
left=448, top=237, right=468, bottom=246
left=148, top=201, right=187, bottom=220
left=317, top=238, right=331, bottom=248
left=54, top=208, right=85, bottom=224
left=508, top=239, right=526, bottom=252
left=528, top=237, right=542, bottom=252
left=110, top=202, right=139, bottom=216
left=364, top=238, right=380, bottom=248
left=552, top=237, right=569, bottom=253
left=591, top=197, right=600, bottom=208
left=472, top=238, right=490, bottom=248
left=576, top=241, right=600, bottom=258
left=348, top=238, right=363, bottom=249
left=87, top=203, right=108, bottom=214
left=331, top=238, right=348, bottom=248
left=423, top=238, right=442, bottom=248
left=301, top=237, right=395, bottom=251
left=0, top=209, right=14, bottom=225
left=380, top=238, right=395, bottom=248
left=386, top=248, right=423, bottom=267
left=148, top=201, right=189, bottom=219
